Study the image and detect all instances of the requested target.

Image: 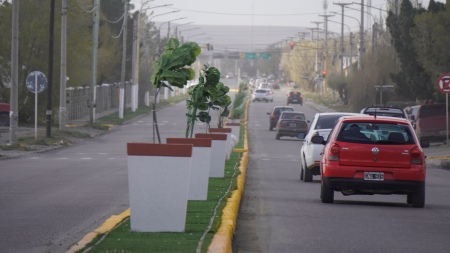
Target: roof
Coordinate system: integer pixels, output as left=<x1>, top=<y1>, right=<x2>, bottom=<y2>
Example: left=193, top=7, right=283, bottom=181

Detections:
left=338, top=115, right=410, bottom=124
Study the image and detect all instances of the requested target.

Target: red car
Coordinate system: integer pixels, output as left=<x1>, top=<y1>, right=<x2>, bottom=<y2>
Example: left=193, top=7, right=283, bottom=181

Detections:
left=0, top=102, right=10, bottom=126
left=312, top=115, right=429, bottom=208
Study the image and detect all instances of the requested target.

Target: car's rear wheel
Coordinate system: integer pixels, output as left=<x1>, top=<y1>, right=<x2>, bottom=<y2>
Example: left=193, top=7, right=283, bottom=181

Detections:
left=410, top=186, right=425, bottom=208
left=300, top=159, right=305, bottom=181
left=321, top=182, right=334, bottom=203
left=276, top=133, right=281, bottom=140
left=303, top=166, right=313, bottom=182
left=0, top=113, right=9, bottom=126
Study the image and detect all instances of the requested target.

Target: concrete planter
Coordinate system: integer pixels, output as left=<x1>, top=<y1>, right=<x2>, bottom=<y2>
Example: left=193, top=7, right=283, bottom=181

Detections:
left=127, top=143, right=193, bottom=232
left=225, top=122, right=241, bottom=147
left=209, top=128, right=233, bottom=159
left=195, top=133, right=227, bottom=178
left=166, top=138, right=212, bottom=200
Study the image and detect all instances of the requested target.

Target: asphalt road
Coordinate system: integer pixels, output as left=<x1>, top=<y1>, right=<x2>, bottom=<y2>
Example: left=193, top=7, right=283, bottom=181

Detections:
left=234, top=90, right=450, bottom=253
left=0, top=78, right=240, bottom=253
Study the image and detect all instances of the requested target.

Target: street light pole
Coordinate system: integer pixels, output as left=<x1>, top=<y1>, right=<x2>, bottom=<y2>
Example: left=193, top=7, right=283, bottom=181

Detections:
left=334, top=3, right=352, bottom=77
left=319, top=13, right=333, bottom=96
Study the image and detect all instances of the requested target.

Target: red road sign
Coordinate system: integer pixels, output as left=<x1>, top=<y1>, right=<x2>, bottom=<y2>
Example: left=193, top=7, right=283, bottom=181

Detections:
left=437, top=74, right=450, bottom=93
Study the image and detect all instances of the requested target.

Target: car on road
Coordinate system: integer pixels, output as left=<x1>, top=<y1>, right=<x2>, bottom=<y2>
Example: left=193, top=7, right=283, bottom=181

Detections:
left=275, top=111, right=309, bottom=140
left=267, top=106, right=294, bottom=131
left=312, top=115, right=429, bottom=208
left=287, top=91, right=303, bottom=105
left=226, top=73, right=234, bottom=79
left=360, top=106, right=407, bottom=118
left=415, top=103, right=450, bottom=141
left=404, top=105, right=421, bottom=128
left=0, top=102, right=10, bottom=126
left=298, top=112, right=360, bottom=182
left=251, top=88, right=274, bottom=102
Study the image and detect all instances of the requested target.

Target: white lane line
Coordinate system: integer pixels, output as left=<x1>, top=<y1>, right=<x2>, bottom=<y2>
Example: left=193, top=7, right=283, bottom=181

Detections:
left=81, top=158, right=93, bottom=160
left=56, top=157, right=68, bottom=160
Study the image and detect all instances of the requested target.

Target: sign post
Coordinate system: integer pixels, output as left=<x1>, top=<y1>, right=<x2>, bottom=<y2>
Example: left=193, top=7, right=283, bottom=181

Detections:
left=437, top=74, right=450, bottom=145
left=26, top=71, right=47, bottom=140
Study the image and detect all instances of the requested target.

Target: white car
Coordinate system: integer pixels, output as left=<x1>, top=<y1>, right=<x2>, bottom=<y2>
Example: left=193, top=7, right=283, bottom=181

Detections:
left=298, top=112, right=360, bottom=182
left=251, top=88, right=274, bottom=102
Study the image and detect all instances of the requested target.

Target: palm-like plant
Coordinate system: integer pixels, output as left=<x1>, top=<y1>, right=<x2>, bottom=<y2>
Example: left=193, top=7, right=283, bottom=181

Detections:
left=185, top=65, right=231, bottom=138
left=150, top=38, right=200, bottom=143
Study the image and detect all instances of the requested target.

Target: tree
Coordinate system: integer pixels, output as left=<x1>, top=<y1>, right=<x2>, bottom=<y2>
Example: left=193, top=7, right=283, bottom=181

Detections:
left=386, top=0, right=432, bottom=101
left=411, top=1, right=449, bottom=101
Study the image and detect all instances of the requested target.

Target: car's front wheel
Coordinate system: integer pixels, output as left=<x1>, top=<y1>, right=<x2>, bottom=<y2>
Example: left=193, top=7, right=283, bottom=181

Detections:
left=320, top=182, right=334, bottom=203
left=300, top=159, right=305, bottom=181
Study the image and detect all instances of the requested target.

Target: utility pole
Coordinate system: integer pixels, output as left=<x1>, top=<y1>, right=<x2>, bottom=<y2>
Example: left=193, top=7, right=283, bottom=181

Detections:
left=334, top=3, right=352, bottom=77
left=350, top=32, right=354, bottom=76
left=59, top=0, right=67, bottom=130
left=90, top=0, right=100, bottom=124
left=311, top=22, right=323, bottom=76
left=46, top=0, right=55, bottom=137
left=120, top=0, right=129, bottom=119
left=131, top=11, right=138, bottom=112
left=319, top=13, right=333, bottom=96
left=10, top=0, right=19, bottom=144
left=359, top=0, right=365, bottom=70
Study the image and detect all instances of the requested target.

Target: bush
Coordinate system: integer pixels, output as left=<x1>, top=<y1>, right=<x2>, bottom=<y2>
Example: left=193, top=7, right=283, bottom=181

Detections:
left=231, top=107, right=244, bottom=119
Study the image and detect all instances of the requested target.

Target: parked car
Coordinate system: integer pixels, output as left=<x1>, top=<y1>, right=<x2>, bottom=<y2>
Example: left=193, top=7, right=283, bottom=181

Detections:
left=251, top=88, right=274, bottom=102
left=275, top=111, right=309, bottom=140
left=287, top=91, right=303, bottom=105
left=271, top=83, right=280, bottom=89
left=415, top=103, right=450, bottom=141
left=360, top=106, right=407, bottom=118
left=404, top=105, right=421, bottom=128
left=267, top=106, right=294, bottom=131
left=226, top=73, right=234, bottom=79
left=298, top=112, right=360, bottom=182
left=312, top=115, right=429, bottom=208
left=258, top=83, right=270, bottom=89
left=0, top=102, right=10, bottom=126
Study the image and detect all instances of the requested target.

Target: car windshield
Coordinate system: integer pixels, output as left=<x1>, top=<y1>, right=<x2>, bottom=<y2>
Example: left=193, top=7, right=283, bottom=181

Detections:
left=281, top=113, right=305, bottom=120
left=336, top=122, right=416, bottom=144
left=315, top=115, right=348, bottom=130
left=274, top=108, right=293, bottom=115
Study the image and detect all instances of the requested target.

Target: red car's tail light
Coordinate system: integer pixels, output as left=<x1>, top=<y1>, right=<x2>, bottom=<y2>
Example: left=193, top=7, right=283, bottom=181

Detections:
left=329, top=143, right=340, bottom=161
left=410, top=147, right=423, bottom=165
left=300, top=94, right=303, bottom=98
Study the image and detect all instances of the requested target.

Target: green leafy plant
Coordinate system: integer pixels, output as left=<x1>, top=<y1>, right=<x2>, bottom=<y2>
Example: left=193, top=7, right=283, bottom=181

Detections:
left=185, top=65, right=231, bottom=138
left=150, top=38, right=201, bottom=143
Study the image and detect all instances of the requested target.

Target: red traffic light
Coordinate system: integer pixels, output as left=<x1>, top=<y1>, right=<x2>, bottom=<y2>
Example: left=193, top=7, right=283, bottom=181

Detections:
left=290, top=41, right=294, bottom=49
left=321, top=70, right=326, bottom=77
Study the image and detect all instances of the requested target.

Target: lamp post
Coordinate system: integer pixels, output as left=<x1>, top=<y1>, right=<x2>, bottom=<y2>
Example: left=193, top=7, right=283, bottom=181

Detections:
left=170, top=22, right=194, bottom=38
left=157, top=17, right=187, bottom=52
left=333, top=3, right=352, bottom=77
left=179, top=27, right=201, bottom=43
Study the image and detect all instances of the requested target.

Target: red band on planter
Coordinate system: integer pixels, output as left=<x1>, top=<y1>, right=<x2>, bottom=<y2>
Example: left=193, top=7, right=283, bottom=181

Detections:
left=225, top=123, right=241, bottom=126
left=127, top=143, right=193, bottom=157
left=195, top=133, right=227, bottom=140
left=209, top=128, right=232, bottom=133
left=166, top=138, right=212, bottom=147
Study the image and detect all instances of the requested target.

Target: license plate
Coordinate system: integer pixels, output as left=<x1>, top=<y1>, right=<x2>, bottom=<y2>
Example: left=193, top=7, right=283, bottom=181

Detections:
left=290, top=123, right=297, bottom=127
left=364, top=172, right=384, bottom=181
left=292, top=99, right=297, bottom=102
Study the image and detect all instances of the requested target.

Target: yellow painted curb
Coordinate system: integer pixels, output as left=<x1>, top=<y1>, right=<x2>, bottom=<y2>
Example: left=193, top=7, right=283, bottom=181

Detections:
left=426, top=155, right=450, bottom=161
left=66, top=208, right=130, bottom=253
left=233, top=148, right=248, bottom=153
left=207, top=99, right=250, bottom=253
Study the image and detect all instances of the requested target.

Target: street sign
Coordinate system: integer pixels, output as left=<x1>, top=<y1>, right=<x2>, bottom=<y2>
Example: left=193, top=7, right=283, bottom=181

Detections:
left=259, top=53, right=272, bottom=59
left=26, top=71, right=47, bottom=93
left=245, top=53, right=256, bottom=59
left=437, top=74, right=450, bottom=93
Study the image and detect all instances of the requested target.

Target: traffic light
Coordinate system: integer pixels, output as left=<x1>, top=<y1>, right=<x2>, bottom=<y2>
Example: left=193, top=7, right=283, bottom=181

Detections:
left=290, top=41, right=294, bottom=50
left=322, top=70, right=326, bottom=78
left=210, top=44, right=213, bottom=50
left=206, top=43, right=210, bottom=51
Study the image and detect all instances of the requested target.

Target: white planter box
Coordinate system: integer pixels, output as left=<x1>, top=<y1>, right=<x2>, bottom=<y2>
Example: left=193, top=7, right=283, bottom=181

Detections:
left=195, top=133, right=227, bottom=178
left=225, top=123, right=241, bottom=141
left=127, top=143, right=193, bottom=232
left=166, top=138, right=212, bottom=200
left=209, top=128, right=233, bottom=159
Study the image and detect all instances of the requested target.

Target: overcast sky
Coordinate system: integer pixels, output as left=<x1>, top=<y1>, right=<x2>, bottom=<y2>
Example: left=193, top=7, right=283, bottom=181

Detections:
left=130, top=0, right=442, bottom=32
left=128, top=0, right=443, bottom=52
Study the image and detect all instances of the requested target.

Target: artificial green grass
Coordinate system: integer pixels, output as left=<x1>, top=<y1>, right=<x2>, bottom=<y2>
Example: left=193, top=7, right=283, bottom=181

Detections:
left=80, top=126, right=244, bottom=253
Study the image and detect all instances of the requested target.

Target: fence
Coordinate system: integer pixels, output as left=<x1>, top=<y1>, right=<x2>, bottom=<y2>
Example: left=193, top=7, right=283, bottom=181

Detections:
left=66, top=83, right=191, bottom=121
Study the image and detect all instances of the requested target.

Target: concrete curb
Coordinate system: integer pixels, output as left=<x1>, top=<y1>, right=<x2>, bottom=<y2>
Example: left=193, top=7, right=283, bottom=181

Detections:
left=206, top=97, right=250, bottom=253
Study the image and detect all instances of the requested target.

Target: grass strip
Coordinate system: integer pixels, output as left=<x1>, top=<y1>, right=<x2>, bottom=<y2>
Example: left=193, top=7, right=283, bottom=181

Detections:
left=78, top=126, right=244, bottom=253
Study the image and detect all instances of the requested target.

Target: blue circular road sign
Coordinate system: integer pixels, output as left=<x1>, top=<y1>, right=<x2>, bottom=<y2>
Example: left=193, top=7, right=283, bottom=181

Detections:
left=26, top=71, right=47, bottom=93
